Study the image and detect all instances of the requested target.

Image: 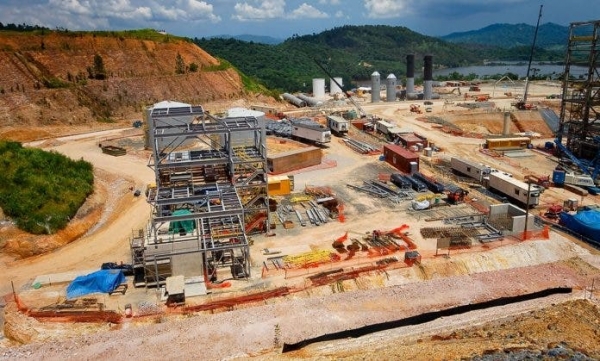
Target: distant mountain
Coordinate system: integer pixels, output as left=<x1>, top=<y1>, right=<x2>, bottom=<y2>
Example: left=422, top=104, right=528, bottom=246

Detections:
left=441, top=23, right=569, bottom=51
left=209, top=34, right=283, bottom=45
left=195, top=24, right=565, bottom=93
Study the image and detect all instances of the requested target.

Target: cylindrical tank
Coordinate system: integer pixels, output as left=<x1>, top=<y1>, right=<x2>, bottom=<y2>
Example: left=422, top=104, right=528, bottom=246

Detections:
left=386, top=74, right=397, bottom=102
left=406, top=54, right=415, bottom=94
left=312, top=78, right=326, bottom=99
left=330, top=77, right=343, bottom=95
left=503, top=111, right=511, bottom=135
left=282, top=93, right=306, bottom=107
left=297, top=93, right=324, bottom=107
left=371, top=71, right=381, bottom=103
left=423, top=55, right=433, bottom=100
left=424, top=147, right=433, bottom=157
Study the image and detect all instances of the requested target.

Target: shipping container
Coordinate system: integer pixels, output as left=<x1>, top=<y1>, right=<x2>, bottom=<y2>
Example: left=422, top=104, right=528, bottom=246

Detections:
left=485, top=137, right=531, bottom=150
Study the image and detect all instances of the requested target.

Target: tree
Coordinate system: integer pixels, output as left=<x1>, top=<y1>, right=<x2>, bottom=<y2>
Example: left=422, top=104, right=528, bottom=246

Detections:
left=93, top=54, right=107, bottom=80
left=175, top=53, right=186, bottom=74
left=188, top=62, right=199, bottom=72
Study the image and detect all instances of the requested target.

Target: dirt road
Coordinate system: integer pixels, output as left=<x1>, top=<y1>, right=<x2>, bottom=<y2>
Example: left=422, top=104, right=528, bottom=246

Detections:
left=0, top=128, right=154, bottom=297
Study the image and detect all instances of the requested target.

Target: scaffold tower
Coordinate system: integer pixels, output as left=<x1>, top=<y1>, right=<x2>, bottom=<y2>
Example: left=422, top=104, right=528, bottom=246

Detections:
left=131, top=103, right=269, bottom=288
left=557, top=20, right=600, bottom=178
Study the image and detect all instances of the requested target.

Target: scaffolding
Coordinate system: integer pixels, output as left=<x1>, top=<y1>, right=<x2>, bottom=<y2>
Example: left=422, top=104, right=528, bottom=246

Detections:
left=132, top=104, right=269, bottom=288
left=557, top=20, right=600, bottom=176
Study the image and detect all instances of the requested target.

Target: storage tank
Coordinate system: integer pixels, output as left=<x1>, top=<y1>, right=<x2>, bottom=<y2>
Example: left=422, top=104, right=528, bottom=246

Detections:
left=423, top=55, right=433, bottom=100
left=371, top=71, right=381, bottom=103
left=312, top=78, right=326, bottom=99
left=406, top=54, right=415, bottom=94
left=386, top=74, right=397, bottom=102
left=330, top=77, right=343, bottom=95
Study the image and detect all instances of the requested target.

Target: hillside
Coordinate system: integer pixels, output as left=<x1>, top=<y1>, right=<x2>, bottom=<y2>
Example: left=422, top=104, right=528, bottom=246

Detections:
left=0, top=30, right=264, bottom=142
left=441, top=22, right=569, bottom=51
left=195, top=25, right=566, bottom=93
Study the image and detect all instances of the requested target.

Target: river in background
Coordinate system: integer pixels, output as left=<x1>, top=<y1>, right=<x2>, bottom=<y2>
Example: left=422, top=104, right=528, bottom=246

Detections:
left=433, top=62, right=589, bottom=79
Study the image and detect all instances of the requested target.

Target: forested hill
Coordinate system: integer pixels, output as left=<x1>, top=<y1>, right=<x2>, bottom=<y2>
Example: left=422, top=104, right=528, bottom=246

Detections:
left=195, top=24, right=565, bottom=93
left=441, top=23, right=569, bottom=51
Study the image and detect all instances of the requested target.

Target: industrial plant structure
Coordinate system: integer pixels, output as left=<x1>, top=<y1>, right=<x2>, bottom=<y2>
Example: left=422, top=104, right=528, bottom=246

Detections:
left=556, top=20, right=600, bottom=182
left=132, top=102, right=269, bottom=289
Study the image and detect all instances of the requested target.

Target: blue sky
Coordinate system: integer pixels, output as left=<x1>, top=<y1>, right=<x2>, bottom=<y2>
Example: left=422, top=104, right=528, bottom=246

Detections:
left=0, top=0, right=595, bottom=39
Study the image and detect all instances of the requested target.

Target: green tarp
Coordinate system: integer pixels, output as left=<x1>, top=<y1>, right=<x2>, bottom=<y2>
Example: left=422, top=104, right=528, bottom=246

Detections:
left=168, top=209, right=196, bottom=234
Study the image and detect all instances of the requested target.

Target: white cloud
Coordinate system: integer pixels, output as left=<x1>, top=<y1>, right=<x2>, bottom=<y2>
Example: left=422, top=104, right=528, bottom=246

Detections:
left=288, top=3, right=329, bottom=19
left=334, top=10, right=345, bottom=18
left=318, top=0, right=340, bottom=4
left=363, top=0, right=411, bottom=19
left=232, top=0, right=285, bottom=21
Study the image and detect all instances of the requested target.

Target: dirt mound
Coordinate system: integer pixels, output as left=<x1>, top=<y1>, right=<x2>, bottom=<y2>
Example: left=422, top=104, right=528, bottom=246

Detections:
left=0, top=31, right=280, bottom=142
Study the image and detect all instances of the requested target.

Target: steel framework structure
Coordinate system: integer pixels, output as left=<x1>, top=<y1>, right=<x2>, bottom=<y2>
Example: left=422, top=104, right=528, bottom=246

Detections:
left=131, top=104, right=269, bottom=288
left=557, top=20, right=600, bottom=177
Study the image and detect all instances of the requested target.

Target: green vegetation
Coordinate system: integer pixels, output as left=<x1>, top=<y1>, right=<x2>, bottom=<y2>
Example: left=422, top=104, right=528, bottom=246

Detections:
left=0, top=141, right=94, bottom=235
left=194, top=25, right=565, bottom=93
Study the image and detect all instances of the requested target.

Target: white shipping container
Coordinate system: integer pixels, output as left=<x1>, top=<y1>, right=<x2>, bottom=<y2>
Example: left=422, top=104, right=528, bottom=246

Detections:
left=292, top=123, right=331, bottom=144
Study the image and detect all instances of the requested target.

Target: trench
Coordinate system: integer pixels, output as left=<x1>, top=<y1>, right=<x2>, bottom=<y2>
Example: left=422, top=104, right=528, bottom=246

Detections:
left=281, top=287, right=572, bottom=353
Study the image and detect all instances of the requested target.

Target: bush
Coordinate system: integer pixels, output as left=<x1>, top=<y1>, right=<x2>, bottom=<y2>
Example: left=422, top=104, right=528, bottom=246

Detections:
left=0, top=141, right=94, bottom=234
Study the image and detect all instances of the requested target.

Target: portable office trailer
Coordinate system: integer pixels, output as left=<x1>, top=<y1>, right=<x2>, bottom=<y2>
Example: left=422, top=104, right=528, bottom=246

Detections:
left=382, top=145, right=420, bottom=173
left=326, top=115, right=350, bottom=136
left=291, top=120, right=332, bottom=144
left=450, top=157, right=492, bottom=183
left=488, top=172, right=541, bottom=207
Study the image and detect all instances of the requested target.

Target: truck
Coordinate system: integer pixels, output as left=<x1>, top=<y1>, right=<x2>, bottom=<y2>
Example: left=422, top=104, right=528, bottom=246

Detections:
left=326, top=115, right=350, bottom=137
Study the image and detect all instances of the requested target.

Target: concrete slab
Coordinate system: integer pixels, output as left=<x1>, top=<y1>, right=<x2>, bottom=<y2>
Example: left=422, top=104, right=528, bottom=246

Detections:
left=31, top=269, right=97, bottom=287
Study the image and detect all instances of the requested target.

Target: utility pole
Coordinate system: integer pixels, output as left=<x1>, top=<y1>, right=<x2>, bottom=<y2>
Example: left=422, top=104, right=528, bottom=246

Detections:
left=523, top=176, right=532, bottom=240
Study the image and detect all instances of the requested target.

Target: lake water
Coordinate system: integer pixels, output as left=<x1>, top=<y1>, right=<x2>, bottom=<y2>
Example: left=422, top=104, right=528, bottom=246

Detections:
left=433, top=62, right=589, bottom=79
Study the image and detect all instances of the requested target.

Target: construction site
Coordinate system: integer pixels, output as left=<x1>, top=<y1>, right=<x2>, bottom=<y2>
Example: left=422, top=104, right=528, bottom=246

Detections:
left=2, top=20, right=600, bottom=361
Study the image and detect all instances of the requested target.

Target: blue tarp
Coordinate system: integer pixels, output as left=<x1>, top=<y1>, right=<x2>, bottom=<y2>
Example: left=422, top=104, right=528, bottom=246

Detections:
left=559, top=209, right=600, bottom=243
left=66, top=269, right=125, bottom=299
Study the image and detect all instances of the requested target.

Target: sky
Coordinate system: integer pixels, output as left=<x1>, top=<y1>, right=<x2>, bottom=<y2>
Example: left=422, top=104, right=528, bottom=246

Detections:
left=0, top=0, right=596, bottom=40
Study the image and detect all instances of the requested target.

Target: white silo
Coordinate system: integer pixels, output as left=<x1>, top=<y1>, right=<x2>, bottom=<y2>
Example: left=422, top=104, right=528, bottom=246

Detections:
left=386, top=74, right=397, bottom=102
left=330, top=77, right=343, bottom=95
left=371, top=71, right=381, bottom=103
left=312, top=78, right=326, bottom=99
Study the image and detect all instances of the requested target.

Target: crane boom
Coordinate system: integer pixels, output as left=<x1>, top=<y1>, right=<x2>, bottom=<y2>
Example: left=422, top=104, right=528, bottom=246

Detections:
left=520, top=5, right=543, bottom=108
left=313, top=59, right=369, bottom=118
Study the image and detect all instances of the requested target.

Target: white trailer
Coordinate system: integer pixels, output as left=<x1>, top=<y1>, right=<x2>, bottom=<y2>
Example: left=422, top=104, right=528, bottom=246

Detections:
left=450, top=157, right=492, bottom=183
left=375, top=120, right=395, bottom=136
left=291, top=121, right=332, bottom=144
left=326, top=115, right=350, bottom=136
left=488, top=171, right=541, bottom=207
